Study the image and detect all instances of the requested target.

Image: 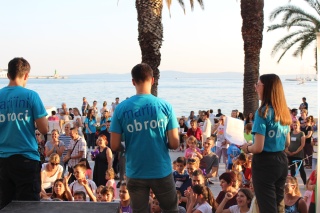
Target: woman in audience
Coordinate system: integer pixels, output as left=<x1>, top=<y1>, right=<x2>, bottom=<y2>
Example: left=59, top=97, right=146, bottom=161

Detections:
left=215, top=172, right=238, bottom=209
left=84, top=108, right=97, bottom=150
left=72, top=107, right=83, bottom=135
left=50, top=178, right=73, bottom=201
left=40, top=153, right=63, bottom=196
left=216, top=188, right=253, bottom=213
left=92, top=135, right=113, bottom=186
left=45, top=129, right=65, bottom=164
left=186, top=184, right=218, bottom=213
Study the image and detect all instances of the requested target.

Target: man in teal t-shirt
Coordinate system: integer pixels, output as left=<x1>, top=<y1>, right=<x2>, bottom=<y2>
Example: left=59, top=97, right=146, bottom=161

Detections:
left=0, top=58, right=48, bottom=209
left=110, top=63, right=180, bottom=213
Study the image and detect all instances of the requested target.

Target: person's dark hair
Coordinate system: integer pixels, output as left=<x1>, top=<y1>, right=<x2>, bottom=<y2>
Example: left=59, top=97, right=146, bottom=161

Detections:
left=291, top=108, right=298, bottom=114
left=210, top=109, right=213, bottom=113
left=51, top=111, right=56, bottom=115
left=244, top=123, right=252, bottom=132
left=238, top=188, right=253, bottom=208
left=176, top=156, right=187, bottom=166
left=74, top=191, right=86, bottom=201
left=238, top=112, right=244, bottom=120
left=79, top=158, right=91, bottom=170
left=218, top=109, right=221, bottom=113
left=245, top=112, right=254, bottom=122
left=238, top=153, right=247, bottom=162
left=204, top=111, right=209, bottom=117
left=131, top=63, right=153, bottom=84
left=51, top=179, right=68, bottom=201
left=87, top=108, right=95, bottom=119
left=100, top=186, right=115, bottom=197
left=8, top=57, right=31, bottom=80
left=192, top=185, right=218, bottom=212
left=219, top=172, right=236, bottom=185
left=259, top=74, right=291, bottom=125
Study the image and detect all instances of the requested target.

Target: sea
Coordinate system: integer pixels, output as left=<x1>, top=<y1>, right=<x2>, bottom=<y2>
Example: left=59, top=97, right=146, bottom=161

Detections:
left=0, top=72, right=318, bottom=117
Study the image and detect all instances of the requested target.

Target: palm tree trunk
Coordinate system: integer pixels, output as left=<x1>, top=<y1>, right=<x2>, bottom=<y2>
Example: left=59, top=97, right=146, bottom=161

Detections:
left=136, top=0, right=163, bottom=96
left=241, top=0, right=264, bottom=117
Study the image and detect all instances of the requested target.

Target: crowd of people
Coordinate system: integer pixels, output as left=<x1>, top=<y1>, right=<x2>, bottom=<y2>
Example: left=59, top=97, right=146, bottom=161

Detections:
left=0, top=58, right=318, bottom=213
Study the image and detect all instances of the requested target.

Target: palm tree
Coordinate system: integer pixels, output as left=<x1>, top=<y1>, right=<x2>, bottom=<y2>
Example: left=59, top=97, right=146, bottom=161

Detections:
left=135, top=0, right=204, bottom=96
left=267, top=0, right=320, bottom=74
left=241, top=0, right=264, bottom=117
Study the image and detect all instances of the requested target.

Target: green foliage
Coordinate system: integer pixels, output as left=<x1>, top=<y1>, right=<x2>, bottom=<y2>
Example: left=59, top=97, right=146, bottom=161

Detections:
left=267, top=0, right=320, bottom=71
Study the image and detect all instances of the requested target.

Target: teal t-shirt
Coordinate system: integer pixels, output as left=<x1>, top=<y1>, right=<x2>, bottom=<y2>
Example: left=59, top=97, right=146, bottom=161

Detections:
left=84, top=117, right=96, bottom=133
left=110, top=94, right=179, bottom=179
left=252, top=107, right=290, bottom=152
left=0, top=86, right=48, bottom=161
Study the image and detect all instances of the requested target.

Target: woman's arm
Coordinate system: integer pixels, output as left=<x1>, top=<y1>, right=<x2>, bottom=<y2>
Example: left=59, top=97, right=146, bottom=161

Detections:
left=106, top=148, right=113, bottom=170
left=57, top=143, right=65, bottom=156
left=305, top=128, right=313, bottom=139
left=298, top=198, right=308, bottom=213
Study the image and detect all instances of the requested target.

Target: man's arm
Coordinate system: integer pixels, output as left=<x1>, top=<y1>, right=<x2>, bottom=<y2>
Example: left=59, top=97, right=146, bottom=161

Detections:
left=36, top=117, right=48, bottom=134
left=167, top=128, right=179, bottom=150
left=110, top=132, right=122, bottom=152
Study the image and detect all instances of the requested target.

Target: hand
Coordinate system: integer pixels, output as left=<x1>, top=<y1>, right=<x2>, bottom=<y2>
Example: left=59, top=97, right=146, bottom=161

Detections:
left=225, top=192, right=233, bottom=200
left=184, top=186, right=192, bottom=198
left=63, top=173, right=72, bottom=185
left=241, top=143, right=249, bottom=153
left=189, top=191, right=197, bottom=204
left=78, top=179, right=88, bottom=186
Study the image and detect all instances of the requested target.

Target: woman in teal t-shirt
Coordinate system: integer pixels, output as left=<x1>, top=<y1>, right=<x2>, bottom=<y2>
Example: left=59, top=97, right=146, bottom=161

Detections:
left=241, top=74, right=292, bottom=213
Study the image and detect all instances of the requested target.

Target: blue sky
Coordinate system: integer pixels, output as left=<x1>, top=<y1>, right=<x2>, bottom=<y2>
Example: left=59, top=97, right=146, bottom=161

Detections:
left=0, top=0, right=316, bottom=75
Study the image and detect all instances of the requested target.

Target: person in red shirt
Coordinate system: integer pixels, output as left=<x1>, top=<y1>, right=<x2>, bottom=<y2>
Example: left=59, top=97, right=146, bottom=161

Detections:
left=186, top=119, right=203, bottom=146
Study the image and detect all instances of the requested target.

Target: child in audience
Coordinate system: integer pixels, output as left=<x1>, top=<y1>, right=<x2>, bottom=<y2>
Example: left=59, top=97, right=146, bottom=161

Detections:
left=173, top=157, right=189, bottom=194
left=303, top=178, right=313, bottom=211
left=185, top=136, right=202, bottom=159
left=284, top=176, right=307, bottom=213
left=50, top=178, right=73, bottom=201
left=74, top=191, right=86, bottom=201
left=243, top=123, right=253, bottom=143
left=227, top=144, right=240, bottom=172
left=118, top=182, right=132, bottom=213
left=151, top=197, right=162, bottom=213
left=186, top=184, right=217, bottom=213
left=67, top=164, right=97, bottom=201
left=79, top=158, right=93, bottom=180
left=105, top=168, right=117, bottom=198
left=100, top=186, right=115, bottom=202
left=95, top=185, right=105, bottom=202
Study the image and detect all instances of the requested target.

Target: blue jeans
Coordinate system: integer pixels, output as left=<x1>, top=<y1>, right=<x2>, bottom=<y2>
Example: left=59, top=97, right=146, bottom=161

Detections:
left=127, top=173, right=178, bottom=213
left=86, top=133, right=96, bottom=149
left=0, top=155, right=41, bottom=209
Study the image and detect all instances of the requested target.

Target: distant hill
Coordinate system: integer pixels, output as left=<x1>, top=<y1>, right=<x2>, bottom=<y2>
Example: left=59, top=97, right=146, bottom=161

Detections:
left=69, top=71, right=244, bottom=79
left=68, top=71, right=314, bottom=80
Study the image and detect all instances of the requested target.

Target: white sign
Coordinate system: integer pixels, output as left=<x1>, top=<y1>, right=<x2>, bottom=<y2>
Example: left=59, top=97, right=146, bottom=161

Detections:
left=224, top=116, right=246, bottom=146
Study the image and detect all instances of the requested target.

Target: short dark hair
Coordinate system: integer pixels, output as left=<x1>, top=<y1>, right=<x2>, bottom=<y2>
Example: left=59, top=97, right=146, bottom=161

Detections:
left=131, top=63, right=153, bottom=84
left=8, top=57, right=30, bottom=80
left=219, top=172, right=236, bottom=185
left=73, top=191, right=86, bottom=200
left=176, top=157, right=187, bottom=166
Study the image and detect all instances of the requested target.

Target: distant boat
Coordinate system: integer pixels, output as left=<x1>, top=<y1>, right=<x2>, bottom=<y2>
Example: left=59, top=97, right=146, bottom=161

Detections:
left=286, top=77, right=303, bottom=81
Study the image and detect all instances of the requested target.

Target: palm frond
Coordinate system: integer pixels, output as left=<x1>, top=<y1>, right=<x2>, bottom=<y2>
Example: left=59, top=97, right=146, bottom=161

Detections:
left=271, top=30, right=304, bottom=54
left=273, top=35, right=306, bottom=62
left=197, top=0, right=205, bottom=10
left=303, top=0, right=320, bottom=15
left=176, top=0, right=186, bottom=14
left=292, top=32, right=316, bottom=57
left=165, top=0, right=173, bottom=17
